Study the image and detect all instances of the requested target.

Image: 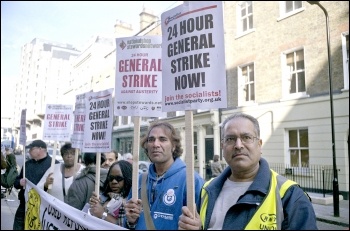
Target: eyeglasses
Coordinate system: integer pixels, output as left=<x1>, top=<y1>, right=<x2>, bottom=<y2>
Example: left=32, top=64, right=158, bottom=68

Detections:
left=222, top=135, right=259, bottom=145
left=108, top=175, right=124, bottom=183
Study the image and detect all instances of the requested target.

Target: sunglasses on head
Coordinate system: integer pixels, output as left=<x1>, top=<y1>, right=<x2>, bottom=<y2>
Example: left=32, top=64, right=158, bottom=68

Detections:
left=108, top=175, right=124, bottom=182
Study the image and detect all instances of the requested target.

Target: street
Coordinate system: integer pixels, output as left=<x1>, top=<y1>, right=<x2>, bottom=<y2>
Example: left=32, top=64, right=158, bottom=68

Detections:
left=317, top=220, right=348, bottom=230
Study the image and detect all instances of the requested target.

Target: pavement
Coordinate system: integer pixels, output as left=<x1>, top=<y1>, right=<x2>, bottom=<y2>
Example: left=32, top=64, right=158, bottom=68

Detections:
left=1, top=188, right=349, bottom=230
left=1, top=187, right=20, bottom=230
left=308, top=193, right=349, bottom=228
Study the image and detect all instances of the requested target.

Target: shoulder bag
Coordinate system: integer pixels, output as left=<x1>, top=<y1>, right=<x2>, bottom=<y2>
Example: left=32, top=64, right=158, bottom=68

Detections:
left=141, top=172, right=156, bottom=230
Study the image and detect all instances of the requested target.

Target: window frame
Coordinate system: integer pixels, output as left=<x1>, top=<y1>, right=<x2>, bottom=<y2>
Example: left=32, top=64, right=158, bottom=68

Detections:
left=236, top=1, right=254, bottom=36
left=238, top=62, right=256, bottom=106
left=281, top=47, right=308, bottom=100
left=278, top=1, right=305, bottom=21
left=286, top=128, right=310, bottom=169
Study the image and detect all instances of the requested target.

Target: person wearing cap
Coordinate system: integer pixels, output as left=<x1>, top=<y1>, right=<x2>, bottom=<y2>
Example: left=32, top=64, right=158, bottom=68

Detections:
left=12, top=139, right=59, bottom=230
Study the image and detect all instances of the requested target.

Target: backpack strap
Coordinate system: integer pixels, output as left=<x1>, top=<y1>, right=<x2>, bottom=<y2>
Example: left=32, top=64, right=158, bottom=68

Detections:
left=6, top=158, right=13, bottom=168
left=141, top=172, right=156, bottom=230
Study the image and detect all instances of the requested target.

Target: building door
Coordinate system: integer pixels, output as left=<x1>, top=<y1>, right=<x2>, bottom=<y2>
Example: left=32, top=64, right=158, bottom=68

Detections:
left=205, top=138, right=214, bottom=180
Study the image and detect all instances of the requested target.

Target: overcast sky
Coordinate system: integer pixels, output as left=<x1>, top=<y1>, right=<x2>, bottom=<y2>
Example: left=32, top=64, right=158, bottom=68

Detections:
left=1, top=1, right=182, bottom=119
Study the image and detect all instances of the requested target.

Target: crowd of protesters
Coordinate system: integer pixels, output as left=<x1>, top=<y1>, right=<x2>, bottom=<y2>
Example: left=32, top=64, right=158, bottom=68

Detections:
left=6, top=113, right=318, bottom=230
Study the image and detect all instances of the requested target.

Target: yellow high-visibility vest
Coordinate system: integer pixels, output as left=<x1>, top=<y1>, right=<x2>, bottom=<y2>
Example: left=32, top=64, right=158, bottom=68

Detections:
left=200, top=170, right=298, bottom=230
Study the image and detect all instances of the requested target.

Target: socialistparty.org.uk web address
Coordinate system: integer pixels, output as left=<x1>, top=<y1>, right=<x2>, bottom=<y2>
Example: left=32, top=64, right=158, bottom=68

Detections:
left=165, top=97, right=221, bottom=105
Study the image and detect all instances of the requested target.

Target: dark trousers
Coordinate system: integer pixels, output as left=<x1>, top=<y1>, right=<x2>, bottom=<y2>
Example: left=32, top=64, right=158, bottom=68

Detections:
left=13, top=204, right=25, bottom=230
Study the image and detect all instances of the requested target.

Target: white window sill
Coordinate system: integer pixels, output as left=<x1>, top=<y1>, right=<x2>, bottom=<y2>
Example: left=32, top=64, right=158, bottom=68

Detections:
left=280, top=93, right=310, bottom=102
left=238, top=101, right=258, bottom=107
left=235, top=28, right=256, bottom=39
left=277, top=7, right=305, bottom=22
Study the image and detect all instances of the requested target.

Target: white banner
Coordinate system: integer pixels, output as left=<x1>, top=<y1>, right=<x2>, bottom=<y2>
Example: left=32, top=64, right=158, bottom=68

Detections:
left=71, top=92, right=89, bottom=149
left=161, top=1, right=227, bottom=111
left=24, top=180, right=126, bottom=230
left=114, top=35, right=166, bottom=117
left=19, top=109, right=27, bottom=146
left=83, top=89, right=114, bottom=152
left=43, top=104, right=74, bottom=141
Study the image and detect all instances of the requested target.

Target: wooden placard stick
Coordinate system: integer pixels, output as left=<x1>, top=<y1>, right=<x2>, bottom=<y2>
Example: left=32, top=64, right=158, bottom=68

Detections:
left=22, top=145, right=26, bottom=189
left=73, top=148, right=79, bottom=180
left=48, top=141, right=58, bottom=189
left=185, top=110, right=195, bottom=215
left=95, top=152, right=101, bottom=196
left=132, top=116, right=140, bottom=200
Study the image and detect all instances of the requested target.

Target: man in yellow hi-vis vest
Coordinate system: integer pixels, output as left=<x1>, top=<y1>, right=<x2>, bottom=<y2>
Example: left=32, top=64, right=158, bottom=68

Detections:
left=178, top=113, right=318, bottom=230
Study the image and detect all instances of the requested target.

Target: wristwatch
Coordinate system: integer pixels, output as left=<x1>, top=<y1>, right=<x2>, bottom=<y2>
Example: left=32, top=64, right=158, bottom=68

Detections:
left=101, top=212, right=108, bottom=220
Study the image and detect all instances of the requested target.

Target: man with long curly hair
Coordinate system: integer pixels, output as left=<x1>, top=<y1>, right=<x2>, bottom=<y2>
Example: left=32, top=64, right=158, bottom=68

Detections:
left=124, top=121, right=204, bottom=230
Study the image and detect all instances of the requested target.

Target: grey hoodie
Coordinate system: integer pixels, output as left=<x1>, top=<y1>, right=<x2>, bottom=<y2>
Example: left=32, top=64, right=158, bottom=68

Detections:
left=66, top=165, right=108, bottom=210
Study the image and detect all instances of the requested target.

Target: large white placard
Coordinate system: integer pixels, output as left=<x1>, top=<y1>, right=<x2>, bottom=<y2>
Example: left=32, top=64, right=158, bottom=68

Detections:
left=43, top=104, right=73, bottom=141
left=71, top=92, right=89, bottom=149
left=114, top=36, right=166, bottom=117
left=161, top=1, right=227, bottom=111
left=83, top=89, right=114, bottom=152
left=24, top=179, right=126, bottom=230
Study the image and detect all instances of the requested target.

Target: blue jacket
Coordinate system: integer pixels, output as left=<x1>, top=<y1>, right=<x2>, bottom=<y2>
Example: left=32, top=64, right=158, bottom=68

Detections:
left=127, top=158, right=204, bottom=230
left=202, top=158, right=318, bottom=230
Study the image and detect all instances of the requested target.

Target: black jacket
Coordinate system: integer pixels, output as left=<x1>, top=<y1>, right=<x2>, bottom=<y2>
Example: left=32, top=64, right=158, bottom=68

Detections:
left=14, top=155, right=58, bottom=205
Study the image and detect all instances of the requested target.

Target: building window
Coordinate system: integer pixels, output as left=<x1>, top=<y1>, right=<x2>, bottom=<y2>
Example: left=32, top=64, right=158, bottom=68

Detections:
left=237, top=1, right=253, bottom=34
left=176, top=111, right=185, bottom=116
left=127, top=141, right=132, bottom=153
left=287, top=50, right=305, bottom=94
left=194, top=132, right=198, bottom=160
left=278, top=1, right=304, bottom=20
left=286, top=50, right=306, bottom=94
left=115, top=116, right=121, bottom=126
left=342, top=32, right=349, bottom=90
left=238, top=63, right=255, bottom=104
left=206, top=126, right=213, bottom=135
left=282, top=48, right=306, bottom=98
left=122, top=116, right=128, bottom=125
left=284, top=1, right=302, bottom=13
left=288, top=129, right=309, bottom=168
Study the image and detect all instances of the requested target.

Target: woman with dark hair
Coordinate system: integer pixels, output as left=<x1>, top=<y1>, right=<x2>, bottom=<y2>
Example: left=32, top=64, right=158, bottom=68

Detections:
left=89, top=160, right=132, bottom=226
left=38, top=142, right=84, bottom=202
